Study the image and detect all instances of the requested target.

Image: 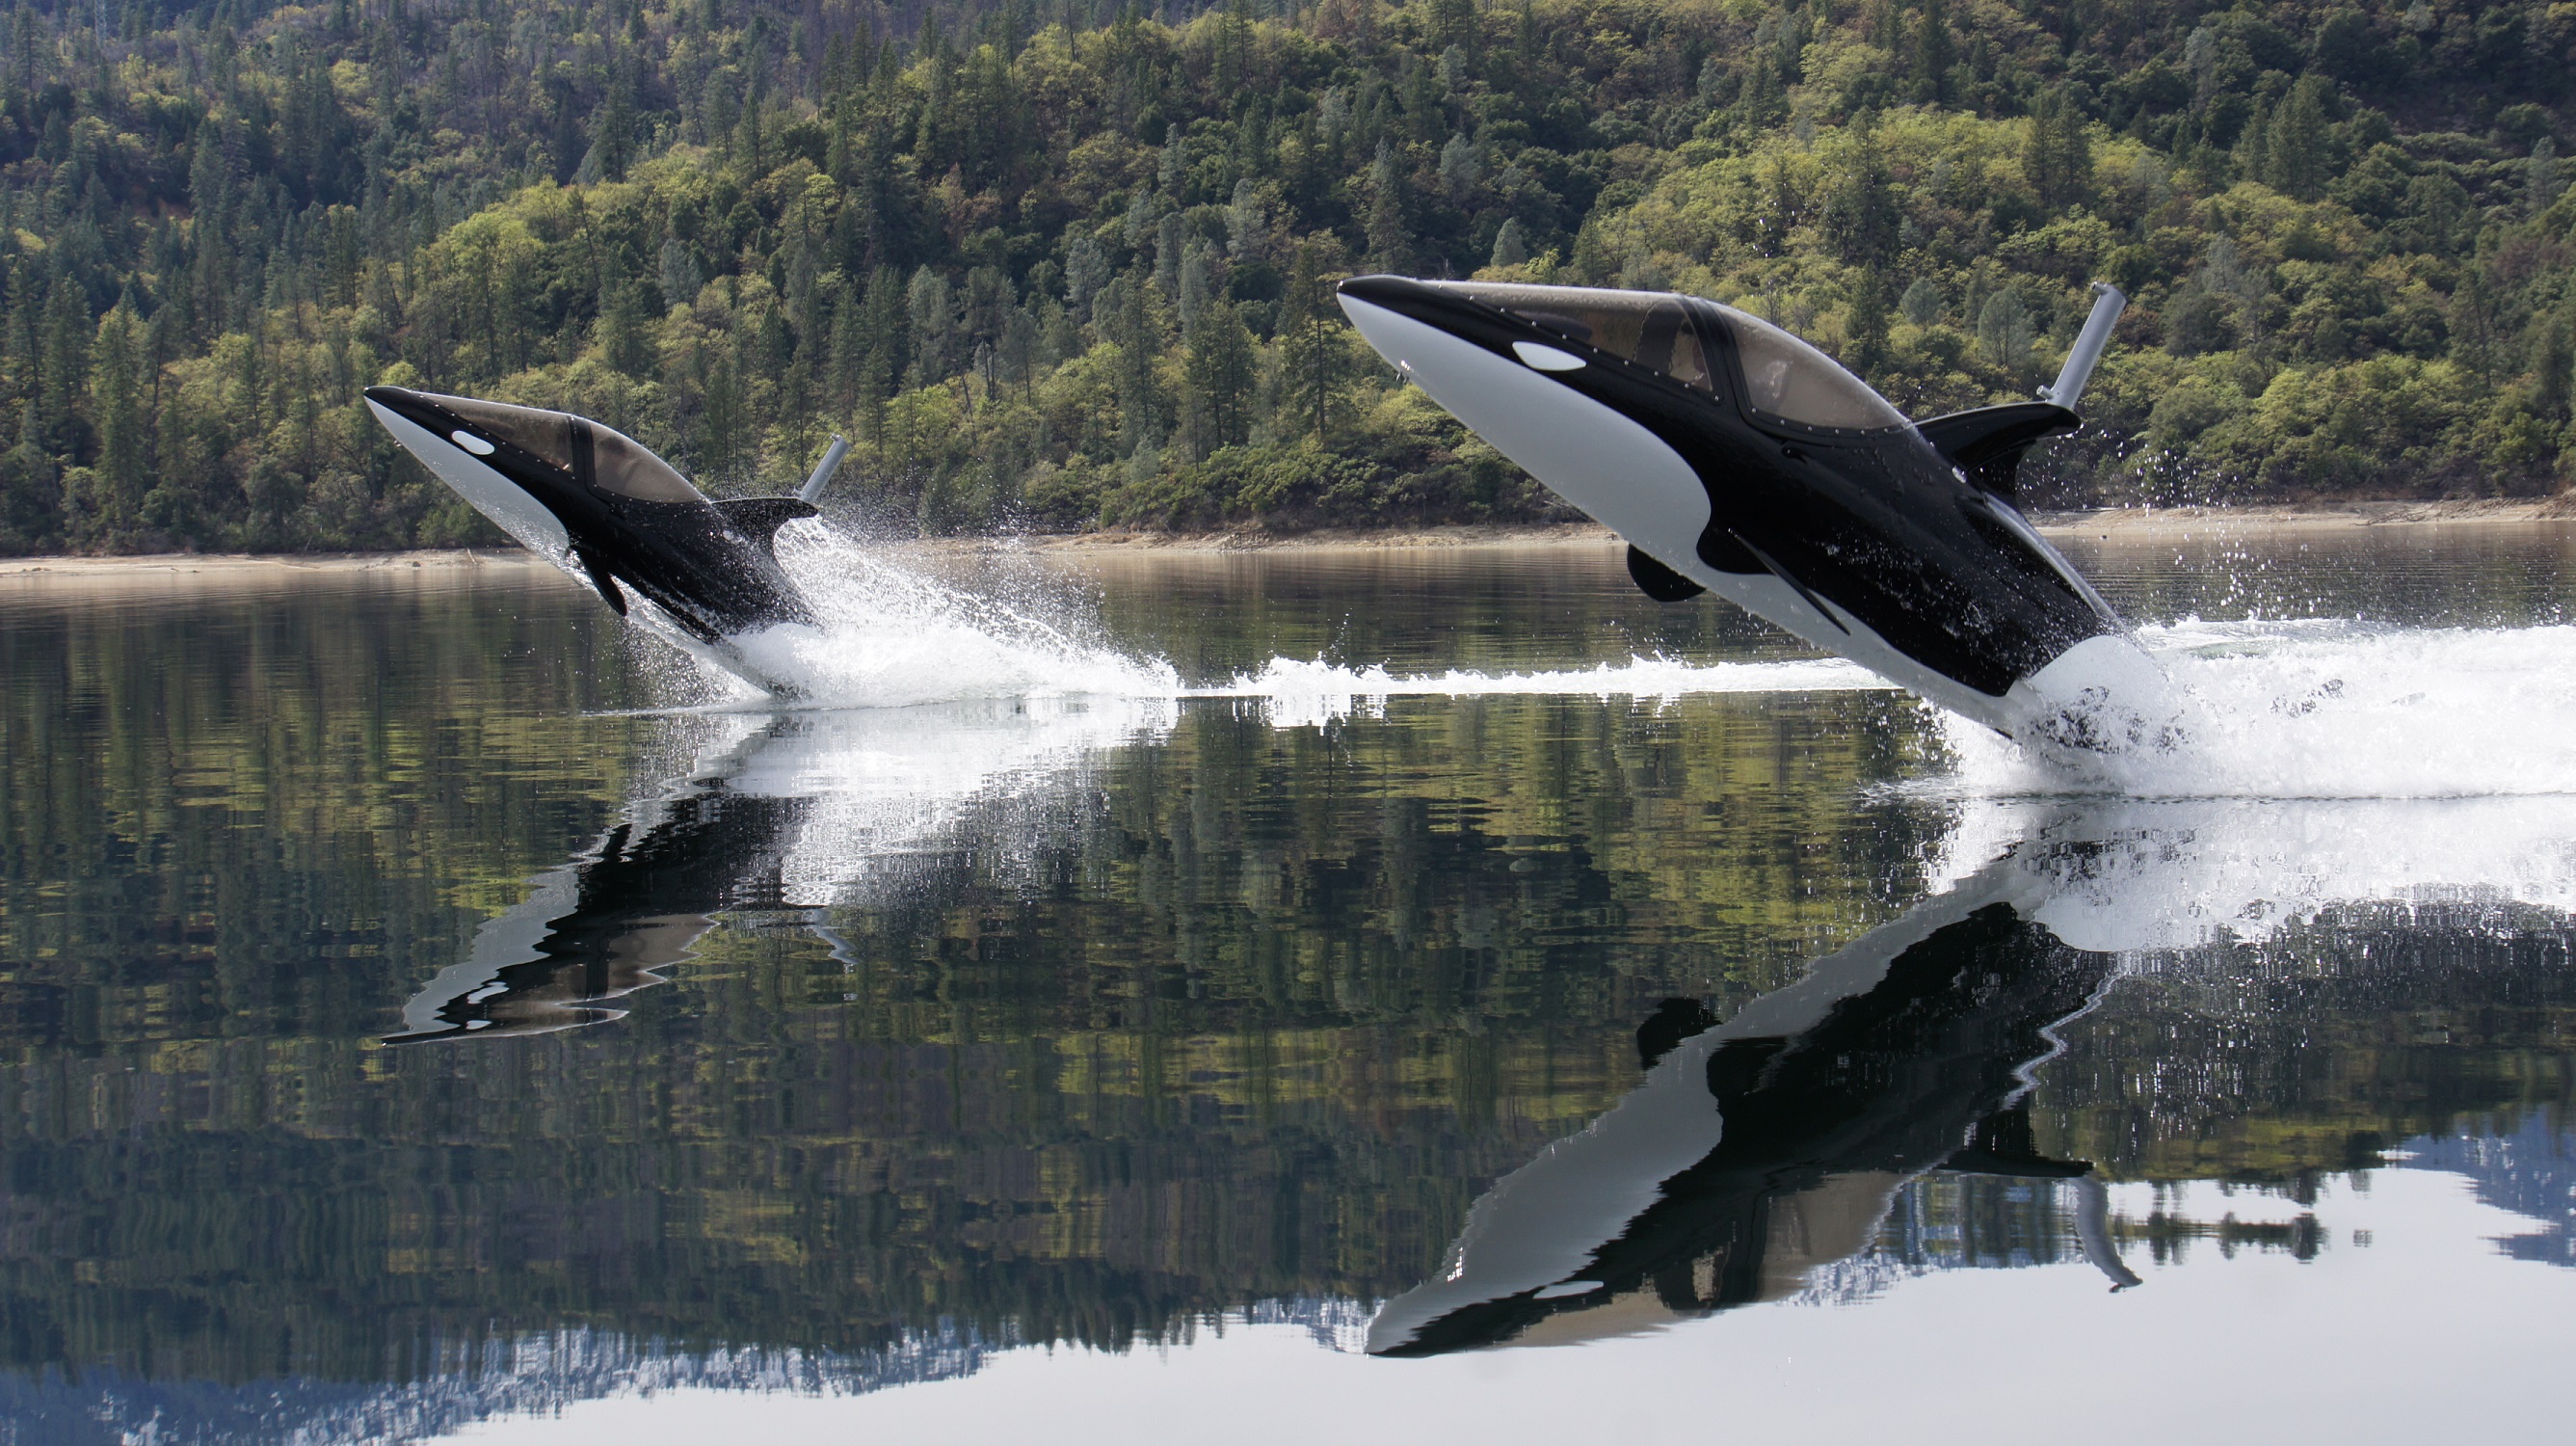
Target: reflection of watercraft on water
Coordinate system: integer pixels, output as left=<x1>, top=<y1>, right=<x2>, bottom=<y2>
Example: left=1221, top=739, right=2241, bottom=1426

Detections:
left=1367, top=840, right=2131, bottom=1355
left=1336, top=277, right=2184, bottom=752
left=385, top=700, right=1165, bottom=1043
left=363, top=386, right=830, bottom=696
left=1368, top=796, right=2576, bottom=1354
left=384, top=784, right=806, bottom=1044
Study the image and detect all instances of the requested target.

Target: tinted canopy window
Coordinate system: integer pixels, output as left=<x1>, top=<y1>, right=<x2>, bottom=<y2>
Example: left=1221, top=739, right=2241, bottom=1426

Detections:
left=1435, top=282, right=1717, bottom=393
left=585, top=422, right=703, bottom=503
left=1711, top=307, right=1909, bottom=431
left=430, top=393, right=578, bottom=471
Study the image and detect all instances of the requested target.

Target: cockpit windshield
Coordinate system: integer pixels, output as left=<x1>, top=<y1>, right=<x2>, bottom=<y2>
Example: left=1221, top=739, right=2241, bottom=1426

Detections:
left=1713, top=306, right=1910, bottom=432
left=1432, top=283, right=1910, bottom=432
left=584, top=422, right=703, bottom=503
left=431, top=393, right=577, bottom=471
left=425, top=392, right=702, bottom=503
left=1433, top=283, right=1718, bottom=393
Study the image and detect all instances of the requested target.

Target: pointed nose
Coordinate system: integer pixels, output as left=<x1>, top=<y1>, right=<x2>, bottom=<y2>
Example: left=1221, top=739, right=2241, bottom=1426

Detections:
left=1339, top=275, right=1470, bottom=336
left=361, top=385, right=573, bottom=556
left=1337, top=274, right=1434, bottom=309
left=362, top=385, right=443, bottom=433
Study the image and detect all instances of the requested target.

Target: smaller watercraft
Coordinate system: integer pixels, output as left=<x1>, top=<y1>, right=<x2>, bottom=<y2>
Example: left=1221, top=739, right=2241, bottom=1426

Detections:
left=1336, top=278, right=2186, bottom=749
left=363, top=387, right=833, bottom=695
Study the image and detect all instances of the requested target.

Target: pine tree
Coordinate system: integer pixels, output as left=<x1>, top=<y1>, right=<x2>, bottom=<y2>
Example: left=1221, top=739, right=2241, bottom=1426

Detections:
left=1183, top=299, right=1257, bottom=459
left=87, top=299, right=146, bottom=537
left=2023, top=86, right=2092, bottom=206
left=36, top=272, right=87, bottom=457
left=2264, top=76, right=2331, bottom=201
left=1364, top=142, right=1413, bottom=275
left=1277, top=236, right=1354, bottom=442
left=1911, top=0, right=1955, bottom=105
left=595, top=62, right=638, bottom=182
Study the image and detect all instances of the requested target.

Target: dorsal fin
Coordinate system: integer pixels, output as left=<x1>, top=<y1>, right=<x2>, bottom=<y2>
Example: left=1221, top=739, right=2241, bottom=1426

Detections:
left=1916, top=402, right=2080, bottom=504
left=713, top=496, right=821, bottom=555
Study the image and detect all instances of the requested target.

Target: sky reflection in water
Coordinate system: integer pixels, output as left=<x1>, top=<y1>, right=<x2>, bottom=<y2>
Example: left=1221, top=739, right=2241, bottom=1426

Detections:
left=2, top=527, right=2574, bottom=1443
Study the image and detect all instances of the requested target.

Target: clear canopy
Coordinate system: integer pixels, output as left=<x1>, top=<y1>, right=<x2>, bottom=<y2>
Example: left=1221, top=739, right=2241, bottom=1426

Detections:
left=1717, top=307, right=1910, bottom=431
left=1432, top=283, right=1908, bottom=431
left=423, top=392, right=701, bottom=503
left=1435, top=283, right=1717, bottom=393
left=432, top=393, right=576, bottom=471
left=584, top=421, right=702, bottom=503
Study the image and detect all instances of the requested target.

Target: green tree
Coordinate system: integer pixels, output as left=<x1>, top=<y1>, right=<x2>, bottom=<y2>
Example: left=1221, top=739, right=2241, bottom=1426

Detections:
left=1364, top=143, right=1414, bottom=275
left=1909, top=0, right=1954, bottom=104
left=2264, top=75, right=2333, bottom=201
left=1278, top=237, right=1358, bottom=443
left=1183, top=300, right=1259, bottom=459
left=2023, top=86, right=2092, bottom=207
left=85, top=299, right=147, bottom=540
left=36, top=273, right=87, bottom=456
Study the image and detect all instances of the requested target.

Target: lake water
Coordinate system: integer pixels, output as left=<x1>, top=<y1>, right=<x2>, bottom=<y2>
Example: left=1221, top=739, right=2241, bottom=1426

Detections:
left=3, top=523, right=2575, bottom=1444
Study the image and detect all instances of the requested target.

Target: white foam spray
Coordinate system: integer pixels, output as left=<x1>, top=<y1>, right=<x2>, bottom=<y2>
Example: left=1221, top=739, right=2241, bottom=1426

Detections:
left=1931, top=619, right=2576, bottom=801
left=705, top=522, right=1184, bottom=708
left=676, top=522, right=2576, bottom=815
left=1182, top=654, right=1884, bottom=729
left=640, top=521, right=1891, bottom=722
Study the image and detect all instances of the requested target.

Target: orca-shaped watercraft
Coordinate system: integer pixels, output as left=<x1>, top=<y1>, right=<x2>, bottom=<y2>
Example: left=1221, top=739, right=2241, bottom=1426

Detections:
left=364, top=386, right=826, bottom=694
left=1337, top=278, right=2181, bottom=746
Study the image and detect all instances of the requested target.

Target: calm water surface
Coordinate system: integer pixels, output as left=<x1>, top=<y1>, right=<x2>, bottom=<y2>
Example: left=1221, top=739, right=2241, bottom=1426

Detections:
left=2, top=526, right=2574, bottom=1443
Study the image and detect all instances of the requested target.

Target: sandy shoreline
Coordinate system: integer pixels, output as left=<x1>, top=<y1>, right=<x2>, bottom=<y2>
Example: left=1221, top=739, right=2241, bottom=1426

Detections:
left=0, top=549, right=552, bottom=579
left=6, top=498, right=2574, bottom=577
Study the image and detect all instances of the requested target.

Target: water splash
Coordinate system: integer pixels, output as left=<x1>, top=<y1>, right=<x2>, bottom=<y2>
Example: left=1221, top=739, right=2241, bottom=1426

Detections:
left=1183, top=655, right=1884, bottom=729
left=679, top=525, right=2576, bottom=807
left=667, top=521, right=1888, bottom=721
left=1933, top=619, right=2576, bottom=800
left=712, top=522, right=1182, bottom=708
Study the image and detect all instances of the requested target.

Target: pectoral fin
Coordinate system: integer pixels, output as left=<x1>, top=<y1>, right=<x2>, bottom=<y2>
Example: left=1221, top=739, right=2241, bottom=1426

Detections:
left=573, top=546, right=627, bottom=615
left=1626, top=545, right=1708, bottom=602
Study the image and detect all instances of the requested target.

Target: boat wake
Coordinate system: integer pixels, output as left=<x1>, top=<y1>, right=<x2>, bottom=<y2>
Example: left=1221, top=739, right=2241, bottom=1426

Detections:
left=661, top=522, right=1886, bottom=721
left=668, top=523, right=2576, bottom=804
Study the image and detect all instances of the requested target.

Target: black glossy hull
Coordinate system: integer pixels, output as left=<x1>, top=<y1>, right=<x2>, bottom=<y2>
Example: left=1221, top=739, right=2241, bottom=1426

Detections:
left=1336, top=277, right=2175, bottom=742
left=363, top=386, right=819, bottom=690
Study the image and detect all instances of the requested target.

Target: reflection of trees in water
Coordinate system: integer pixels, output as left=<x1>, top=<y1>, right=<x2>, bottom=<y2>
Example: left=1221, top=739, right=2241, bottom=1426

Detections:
left=2046, top=898, right=2576, bottom=1183
left=4, top=579, right=2575, bottom=1392
left=0, top=1324, right=1003, bottom=1446
left=0, top=595, right=1949, bottom=1386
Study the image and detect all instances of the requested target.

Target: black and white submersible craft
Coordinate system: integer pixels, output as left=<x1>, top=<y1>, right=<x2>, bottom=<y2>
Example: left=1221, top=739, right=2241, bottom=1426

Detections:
left=363, top=386, right=833, bottom=696
left=1336, top=277, right=2182, bottom=747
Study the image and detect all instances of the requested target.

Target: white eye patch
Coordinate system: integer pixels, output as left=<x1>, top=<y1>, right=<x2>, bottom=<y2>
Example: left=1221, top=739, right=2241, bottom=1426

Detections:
left=1512, top=341, right=1586, bottom=372
left=451, top=430, right=495, bottom=456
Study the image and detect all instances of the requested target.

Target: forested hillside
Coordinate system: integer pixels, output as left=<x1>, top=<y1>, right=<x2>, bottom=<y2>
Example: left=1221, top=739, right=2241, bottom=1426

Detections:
left=6, top=0, right=2574, bottom=553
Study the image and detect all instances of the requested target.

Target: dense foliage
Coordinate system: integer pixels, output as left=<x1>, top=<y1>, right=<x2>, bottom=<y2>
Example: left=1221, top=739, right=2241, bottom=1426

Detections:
left=8, top=0, right=2576, bottom=552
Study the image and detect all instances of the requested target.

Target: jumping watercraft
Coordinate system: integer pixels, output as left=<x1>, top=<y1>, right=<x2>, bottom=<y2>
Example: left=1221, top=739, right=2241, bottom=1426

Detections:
left=1336, top=278, right=2182, bottom=747
left=363, top=387, right=833, bottom=694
